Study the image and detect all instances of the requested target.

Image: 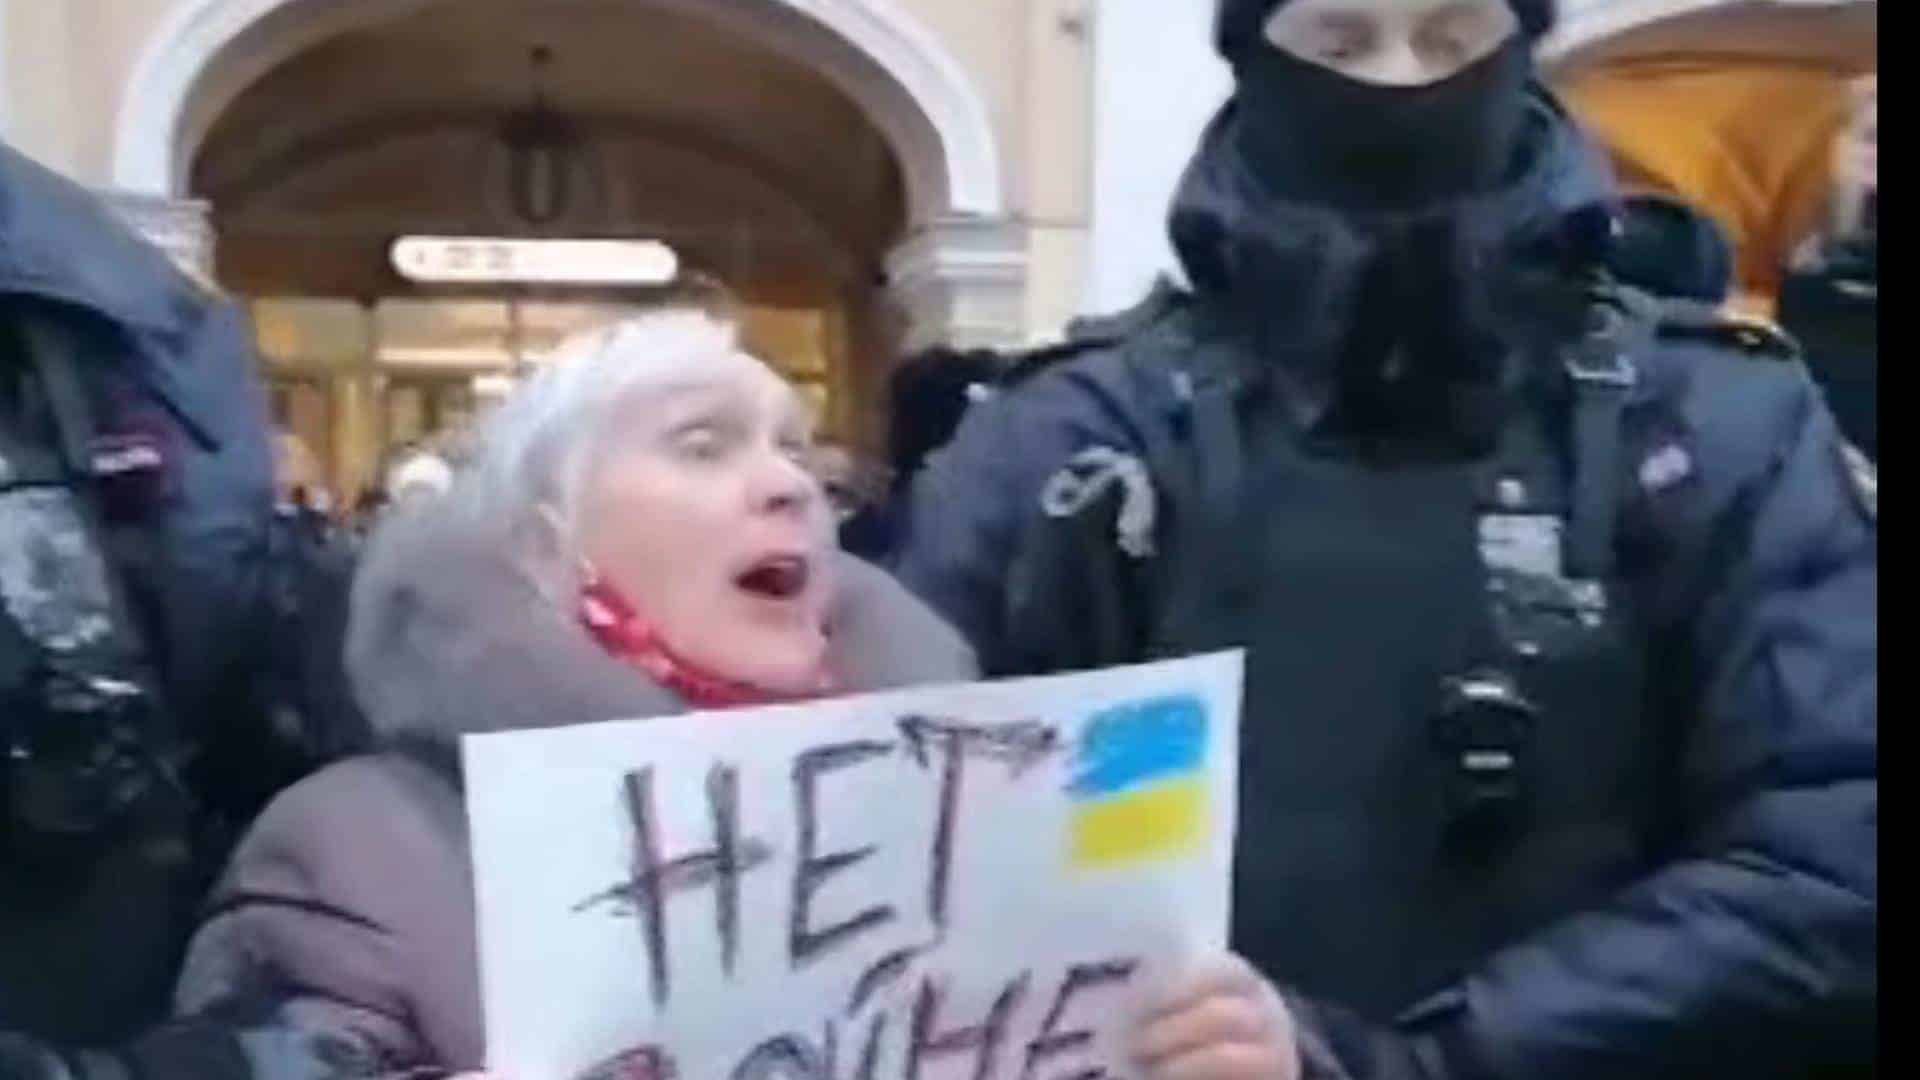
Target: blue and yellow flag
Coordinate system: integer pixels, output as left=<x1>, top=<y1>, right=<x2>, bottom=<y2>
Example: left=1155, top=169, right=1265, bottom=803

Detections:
left=1067, top=694, right=1211, bottom=868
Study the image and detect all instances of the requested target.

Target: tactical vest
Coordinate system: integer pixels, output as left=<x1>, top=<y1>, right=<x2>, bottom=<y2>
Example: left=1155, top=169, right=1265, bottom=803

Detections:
left=1003, top=286, right=1697, bottom=1022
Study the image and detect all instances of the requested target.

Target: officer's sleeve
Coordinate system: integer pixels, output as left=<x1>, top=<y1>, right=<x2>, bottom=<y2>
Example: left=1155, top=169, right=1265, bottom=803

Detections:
left=1343, top=373, right=1875, bottom=1080
left=894, top=378, right=1119, bottom=669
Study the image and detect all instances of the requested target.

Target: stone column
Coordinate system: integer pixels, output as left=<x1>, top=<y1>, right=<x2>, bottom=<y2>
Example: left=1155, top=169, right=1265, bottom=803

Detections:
left=97, top=189, right=217, bottom=283
left=332, top=369, right=382, bottom=504
left=333, top=301, right=383, bottom=504
left=884, top=216, right=1030, bottom=353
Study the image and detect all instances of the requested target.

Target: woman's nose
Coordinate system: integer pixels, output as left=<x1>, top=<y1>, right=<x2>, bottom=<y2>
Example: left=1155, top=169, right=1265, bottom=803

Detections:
left=748, top=448, right=821, bottom=517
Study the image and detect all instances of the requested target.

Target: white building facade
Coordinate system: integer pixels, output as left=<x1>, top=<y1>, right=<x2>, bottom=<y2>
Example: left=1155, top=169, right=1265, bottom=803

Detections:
left=0, top=0, right=1874, bottom=493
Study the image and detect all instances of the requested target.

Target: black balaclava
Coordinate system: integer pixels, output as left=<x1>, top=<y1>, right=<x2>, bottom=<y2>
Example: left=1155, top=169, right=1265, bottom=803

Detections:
left=1218, top=0, right=1556, bottom=60
left=1218, top=0, right=1558, bottom=213
left=1232, top=38, right=1534, bottom=211
left=1193, top=1, right=1566, bottom=453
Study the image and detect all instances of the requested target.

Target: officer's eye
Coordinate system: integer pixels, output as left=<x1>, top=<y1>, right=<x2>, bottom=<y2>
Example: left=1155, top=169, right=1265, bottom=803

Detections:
left=1315, top=20, right=1374, bottom=62
left=1416, top=29, right=1471, bottom=67
left=1267, top=10, right=1376, bottom=66
left=1419, top=2, right=1516, bottom=68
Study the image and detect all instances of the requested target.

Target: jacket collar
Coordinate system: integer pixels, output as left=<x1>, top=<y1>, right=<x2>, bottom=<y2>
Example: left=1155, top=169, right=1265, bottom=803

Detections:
left=345, top=491, right=979, bottom=748
left=1166, top=87, right=1618, bottom=434
left=0, top=141, right=211, bottom=337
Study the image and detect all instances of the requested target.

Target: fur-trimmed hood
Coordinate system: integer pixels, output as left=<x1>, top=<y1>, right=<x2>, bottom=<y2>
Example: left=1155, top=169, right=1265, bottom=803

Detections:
left=344, top=494, right=979, bottom=744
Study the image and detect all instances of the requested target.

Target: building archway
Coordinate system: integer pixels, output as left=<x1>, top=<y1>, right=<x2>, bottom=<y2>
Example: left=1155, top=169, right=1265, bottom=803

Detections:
left=1545, top=0, right=1759, bottom=65
left=1543, top=0, right=1875, bottom=309
left=112, top=0, right=1023, bottom=363
left=110, top=0, right=1023, bottom=501
left=113, top=0, right=1002, bottom=225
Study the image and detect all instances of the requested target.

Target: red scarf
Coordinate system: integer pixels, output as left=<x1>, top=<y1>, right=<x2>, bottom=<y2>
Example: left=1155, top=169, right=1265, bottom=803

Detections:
left=578, top=571, right=831, bottom=709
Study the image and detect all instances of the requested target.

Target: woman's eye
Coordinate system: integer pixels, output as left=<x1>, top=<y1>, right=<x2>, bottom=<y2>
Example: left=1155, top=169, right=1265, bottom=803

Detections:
left=674, top=426, right=728, bottom=461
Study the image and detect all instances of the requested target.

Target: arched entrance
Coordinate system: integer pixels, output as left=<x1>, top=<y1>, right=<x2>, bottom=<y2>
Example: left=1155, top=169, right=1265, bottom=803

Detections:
left=109, top=0, right=1019, bottom=502
left=113, top=0, right=1002, bottom=223
left=1544, top=0, right=1875, bottom=310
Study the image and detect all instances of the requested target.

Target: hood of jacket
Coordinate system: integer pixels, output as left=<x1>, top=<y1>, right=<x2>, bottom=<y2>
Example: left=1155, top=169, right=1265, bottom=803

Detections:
left=1166, top=86, right=1618, bottom=428
left=0, top=141, right=217, bottom=337
left=345, top=492, right=981, bottom=748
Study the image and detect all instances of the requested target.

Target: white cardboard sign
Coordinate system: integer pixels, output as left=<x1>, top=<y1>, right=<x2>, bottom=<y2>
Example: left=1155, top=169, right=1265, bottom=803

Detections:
left=465, top=651, right=1244, bottom=1079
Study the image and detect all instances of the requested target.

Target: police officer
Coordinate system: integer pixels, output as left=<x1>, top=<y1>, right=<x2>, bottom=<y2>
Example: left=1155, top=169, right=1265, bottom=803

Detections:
left=0, top=139, right=363, bottom=1073
left=1779, top=75, right=1876, bottom=460
left=897, top=1, right=1876, bottom=1077
left=839, top=346, right=1004, bottom=565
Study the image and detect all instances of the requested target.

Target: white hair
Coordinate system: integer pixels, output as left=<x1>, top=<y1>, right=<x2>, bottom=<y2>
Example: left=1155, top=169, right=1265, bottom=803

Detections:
left=444, top=306, right=752, bottom=598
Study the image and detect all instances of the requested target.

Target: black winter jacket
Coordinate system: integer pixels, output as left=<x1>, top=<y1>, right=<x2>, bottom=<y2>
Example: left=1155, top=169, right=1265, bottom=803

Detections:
left=897, top=93, right=1876, bottom=1079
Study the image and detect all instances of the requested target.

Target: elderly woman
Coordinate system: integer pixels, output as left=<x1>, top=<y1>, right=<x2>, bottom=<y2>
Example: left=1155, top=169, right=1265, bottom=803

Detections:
left=62, top=310, right=963, bottom=1075
left=38, top=309, right=1291, bottom=1080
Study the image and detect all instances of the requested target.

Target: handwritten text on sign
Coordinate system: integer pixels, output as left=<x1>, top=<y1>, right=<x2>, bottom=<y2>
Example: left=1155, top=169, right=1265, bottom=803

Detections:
left=464, top=652, right=1243, bottom=1078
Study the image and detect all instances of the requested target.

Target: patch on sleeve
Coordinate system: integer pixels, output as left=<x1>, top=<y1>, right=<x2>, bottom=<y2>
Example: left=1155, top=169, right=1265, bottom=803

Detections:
left=1638, top=441, right=1695, bottom=495
left=1840, top=443, right=1877, bottom=521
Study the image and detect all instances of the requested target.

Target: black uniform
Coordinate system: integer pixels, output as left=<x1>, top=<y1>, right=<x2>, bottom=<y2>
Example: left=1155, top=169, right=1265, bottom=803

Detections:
left=896, top=16, right=1875, bottom=1078
left=1778, top=236, right=1876, bottom=460
left=0, top=139, right=365, bottom=1058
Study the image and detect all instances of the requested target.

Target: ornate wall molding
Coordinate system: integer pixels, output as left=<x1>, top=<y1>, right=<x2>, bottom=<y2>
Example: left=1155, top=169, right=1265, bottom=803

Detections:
left=885, top=216, right=1029, bottom=351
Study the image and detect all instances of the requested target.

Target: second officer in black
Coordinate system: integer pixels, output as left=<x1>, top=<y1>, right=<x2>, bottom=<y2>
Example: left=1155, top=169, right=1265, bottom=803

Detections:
left=896, top=1, right=1877, bottom=1077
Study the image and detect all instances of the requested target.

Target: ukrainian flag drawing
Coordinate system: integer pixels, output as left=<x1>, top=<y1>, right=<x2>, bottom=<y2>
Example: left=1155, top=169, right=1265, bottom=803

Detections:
left=1068, top=694, right=1211, bottom=868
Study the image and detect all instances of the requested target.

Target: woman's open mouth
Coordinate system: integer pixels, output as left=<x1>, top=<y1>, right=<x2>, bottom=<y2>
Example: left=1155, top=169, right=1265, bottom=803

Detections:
left=734, top=555, right=812, bottom=601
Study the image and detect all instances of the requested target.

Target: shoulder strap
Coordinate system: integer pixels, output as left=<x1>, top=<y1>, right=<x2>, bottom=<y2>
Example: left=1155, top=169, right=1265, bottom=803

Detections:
left=1560, top=284, right=1664, bottom=582
left=1655, top=301, right=1802, bottom=363
left=1001, top=282, right=1191, bottom=391
left=1087, top=306, right=1256, bottom=649
left=1563, top=292, right=1810, bottom=584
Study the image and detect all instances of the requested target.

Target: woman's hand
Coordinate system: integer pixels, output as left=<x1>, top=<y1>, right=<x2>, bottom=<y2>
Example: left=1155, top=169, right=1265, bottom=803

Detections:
left=1130, top=954, right=1301, bottom=1080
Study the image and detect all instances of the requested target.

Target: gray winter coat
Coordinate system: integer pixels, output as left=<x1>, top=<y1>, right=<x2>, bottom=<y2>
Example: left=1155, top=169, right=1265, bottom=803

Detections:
left=162, top=497, right=976, bottom=1077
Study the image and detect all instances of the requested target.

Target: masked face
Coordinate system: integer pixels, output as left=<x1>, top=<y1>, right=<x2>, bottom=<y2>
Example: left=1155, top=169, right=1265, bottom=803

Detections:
left=1234, top=0, right=1531, bottom=210
left=1262, top=0, right=1521, bottom=86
